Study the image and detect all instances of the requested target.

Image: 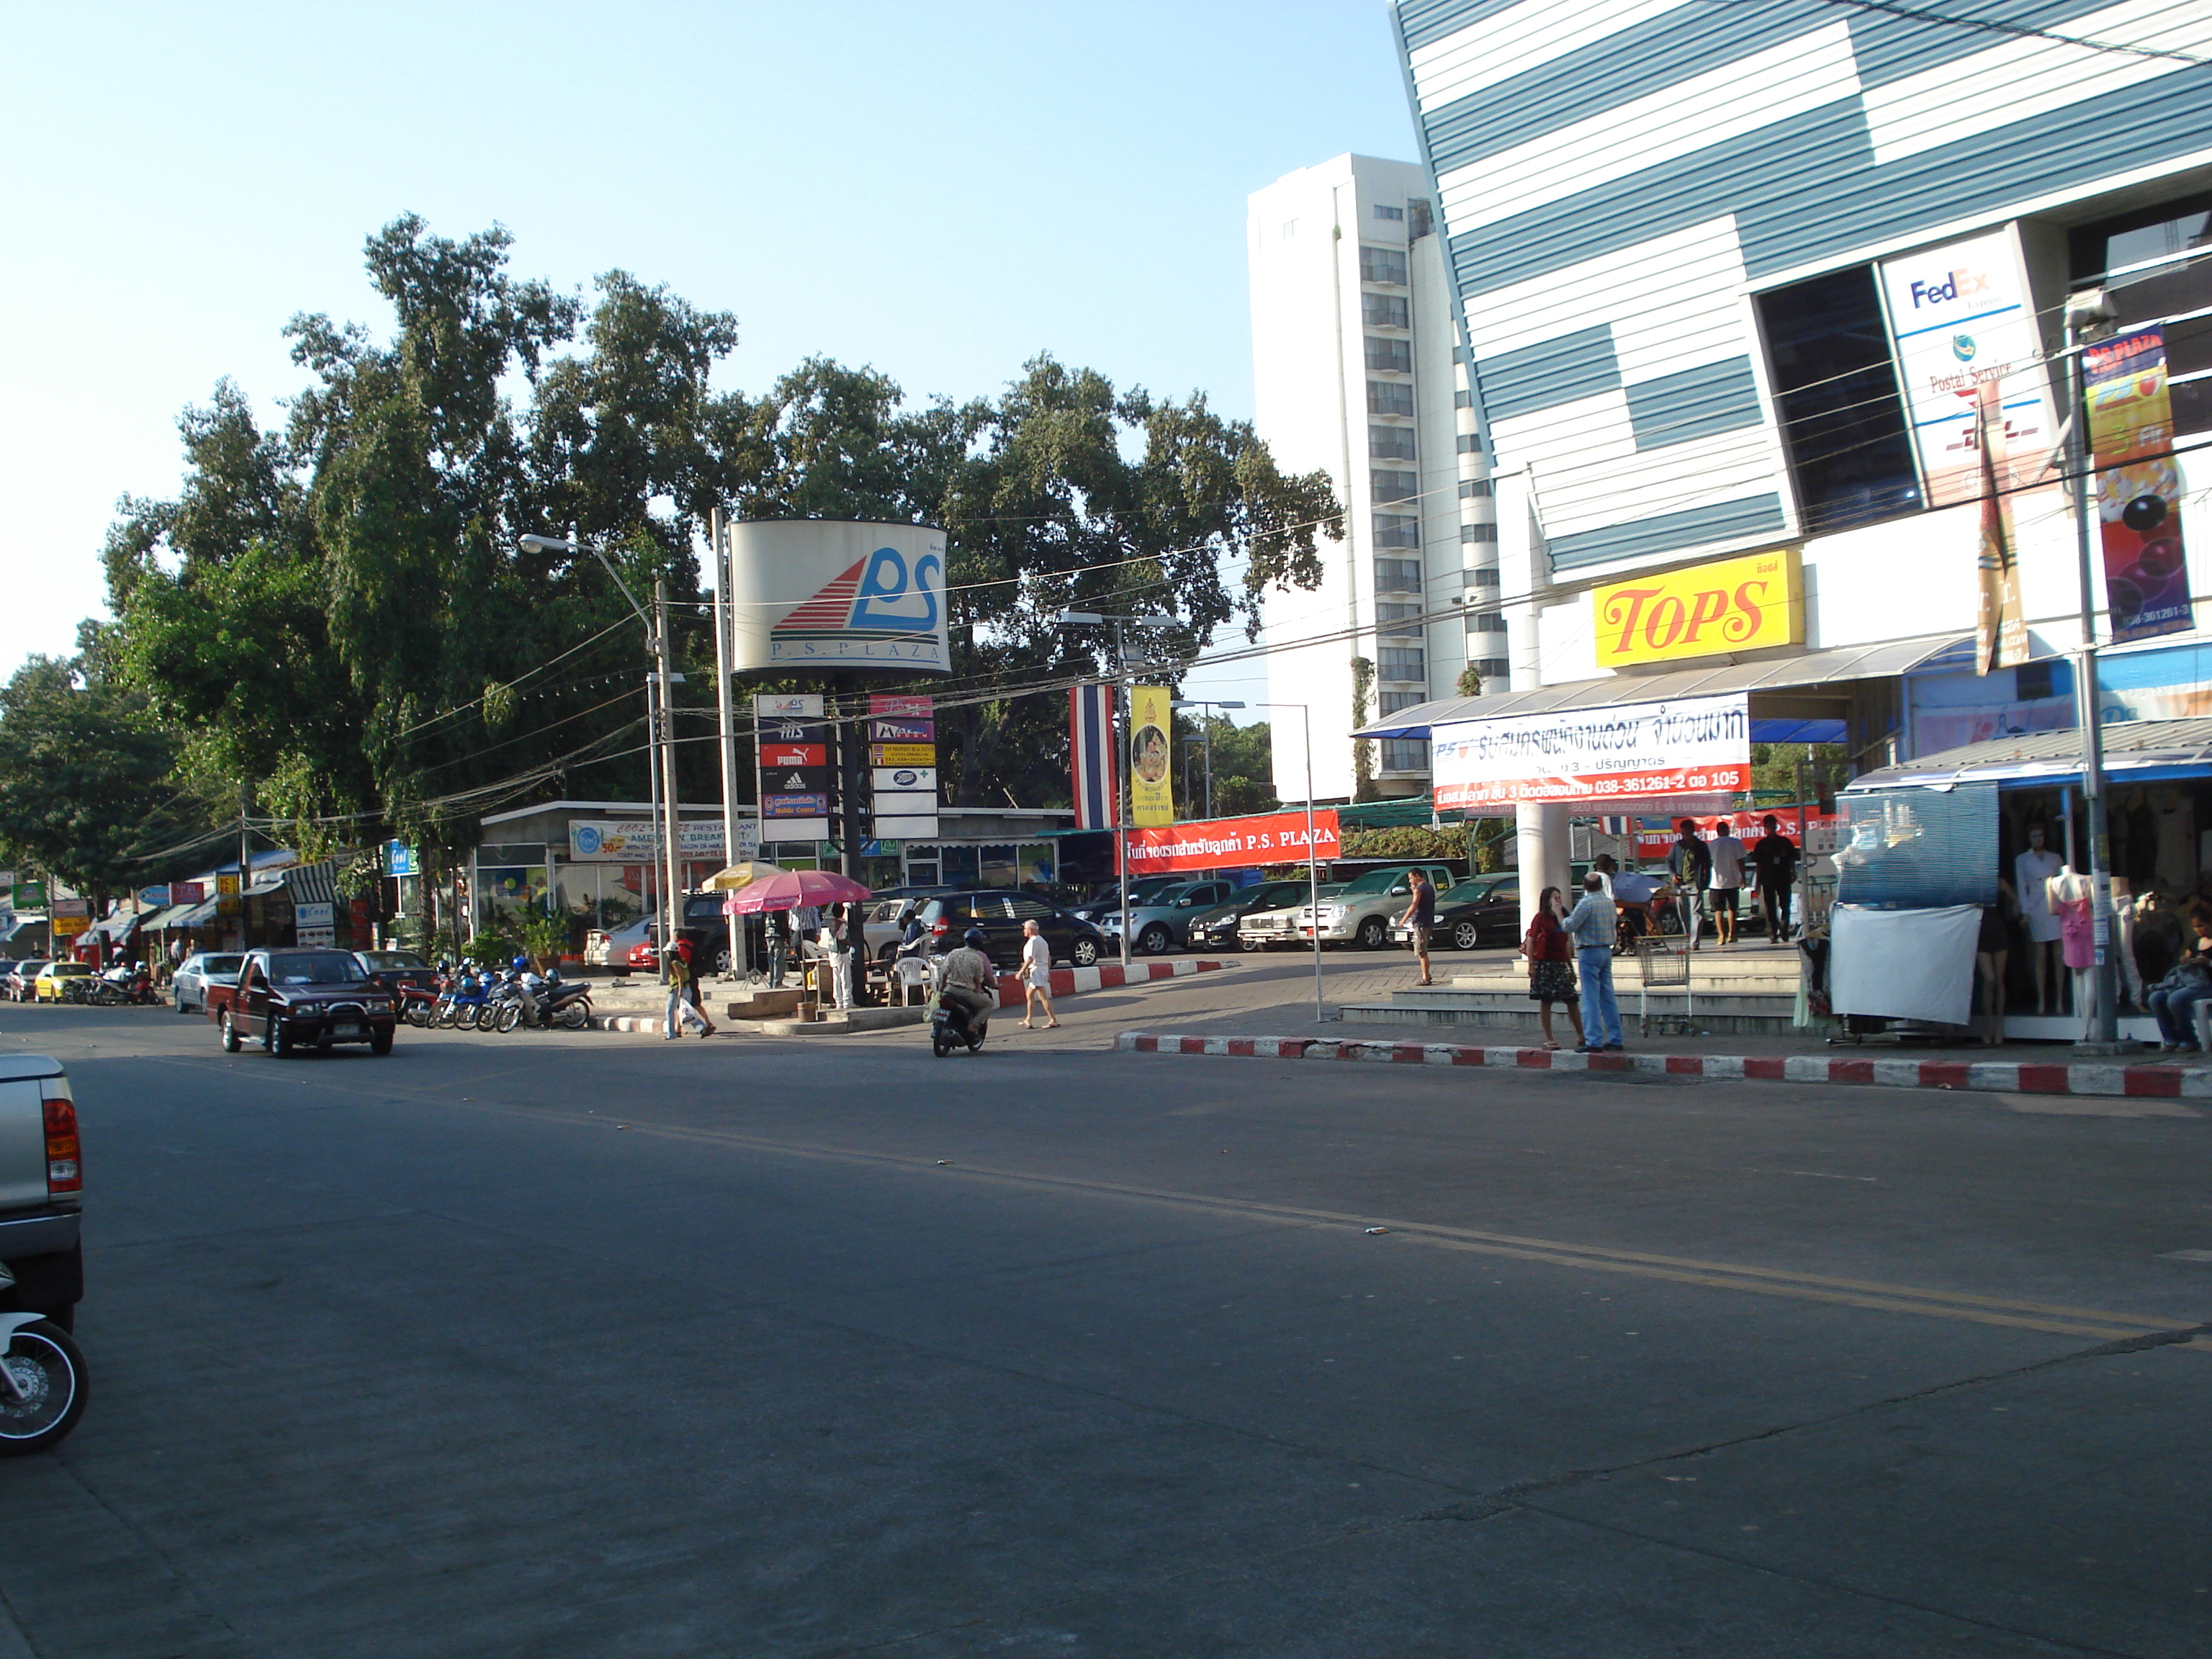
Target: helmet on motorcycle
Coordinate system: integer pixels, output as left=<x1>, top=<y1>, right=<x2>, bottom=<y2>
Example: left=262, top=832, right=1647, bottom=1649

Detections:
left=962, top=928, right=987, bottom=950
left=511, top=955, right=528, bottom=971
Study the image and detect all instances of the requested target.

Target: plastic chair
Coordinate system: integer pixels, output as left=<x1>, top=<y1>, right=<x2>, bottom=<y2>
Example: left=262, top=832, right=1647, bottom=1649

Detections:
left=1637, top=936, right=1695, bottom=1035
left=891, top=956, right=933, bottom=1007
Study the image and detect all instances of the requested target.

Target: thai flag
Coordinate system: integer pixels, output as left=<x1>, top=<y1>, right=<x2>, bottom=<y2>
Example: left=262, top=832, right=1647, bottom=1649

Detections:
left=1070, top=683, right=1118, bottom=830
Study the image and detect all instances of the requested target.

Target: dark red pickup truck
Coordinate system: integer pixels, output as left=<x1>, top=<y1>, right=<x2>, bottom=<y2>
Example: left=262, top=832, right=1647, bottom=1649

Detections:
left=206, top=948, right=397, bottom=1057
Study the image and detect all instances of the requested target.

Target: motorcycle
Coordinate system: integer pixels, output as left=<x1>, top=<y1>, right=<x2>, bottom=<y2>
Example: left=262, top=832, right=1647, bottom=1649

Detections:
left=0, top=1313, right=87, bottom=1456
left=513, top=971, right=593, bottom=1032
left=397, top=974, right=444, bottom=1029
left=927, top=958, right=992, bottom=1058
left=439, top=966, right=493, bottom=1030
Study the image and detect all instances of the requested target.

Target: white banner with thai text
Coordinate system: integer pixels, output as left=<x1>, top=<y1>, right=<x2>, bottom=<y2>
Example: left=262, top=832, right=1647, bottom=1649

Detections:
left=1430, top=693, right=1751, bottom=809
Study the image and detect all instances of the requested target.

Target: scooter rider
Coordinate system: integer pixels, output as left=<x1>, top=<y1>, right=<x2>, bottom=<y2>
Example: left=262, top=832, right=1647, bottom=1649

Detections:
left=938, top=928, right=997, bottom=1040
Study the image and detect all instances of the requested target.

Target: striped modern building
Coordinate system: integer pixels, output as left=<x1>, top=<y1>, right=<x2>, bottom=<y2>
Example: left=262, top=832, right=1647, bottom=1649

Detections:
left=1370, top=0, right=2212, bottom=898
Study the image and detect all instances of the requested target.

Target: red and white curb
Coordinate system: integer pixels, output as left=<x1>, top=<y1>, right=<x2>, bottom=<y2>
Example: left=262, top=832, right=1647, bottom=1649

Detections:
left=584, top=961, right=1241, bottom=1035
left=1115, top=1033, right=2212, bottom=1100
left=991, top=958, right=1234, bottom=1008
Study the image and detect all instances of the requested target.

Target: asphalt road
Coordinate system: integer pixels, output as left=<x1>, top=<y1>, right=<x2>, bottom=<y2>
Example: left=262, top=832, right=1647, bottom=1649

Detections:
left=2, top=1004, right=2208, bottom=1658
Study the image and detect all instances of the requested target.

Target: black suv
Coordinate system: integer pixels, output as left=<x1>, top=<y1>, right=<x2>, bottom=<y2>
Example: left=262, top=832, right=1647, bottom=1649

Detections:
left=917, top=891, right=1108, bottom=968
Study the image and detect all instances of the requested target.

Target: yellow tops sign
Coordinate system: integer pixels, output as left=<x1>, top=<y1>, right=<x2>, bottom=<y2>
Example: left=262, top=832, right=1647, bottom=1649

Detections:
left=1592, top=548, right=1802, bottom=667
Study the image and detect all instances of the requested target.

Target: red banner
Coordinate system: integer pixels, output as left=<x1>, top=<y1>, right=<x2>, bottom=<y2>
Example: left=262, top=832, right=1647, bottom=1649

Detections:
left=1120, top=809, right=1341, bottom=875
left=1632, top=810, right=1838, bottom=860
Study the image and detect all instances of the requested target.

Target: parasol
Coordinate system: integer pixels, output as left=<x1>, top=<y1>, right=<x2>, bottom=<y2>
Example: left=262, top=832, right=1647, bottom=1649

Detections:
left=703, top=859, right=786, bottom=891
left=721, top=868, right=872, bottom=915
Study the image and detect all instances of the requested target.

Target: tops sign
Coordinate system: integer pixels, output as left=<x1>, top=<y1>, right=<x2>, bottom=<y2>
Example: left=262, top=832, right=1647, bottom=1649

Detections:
left=729, top=521, right=950, bottom=674
left=1592, top=549, right=1802, bottom=667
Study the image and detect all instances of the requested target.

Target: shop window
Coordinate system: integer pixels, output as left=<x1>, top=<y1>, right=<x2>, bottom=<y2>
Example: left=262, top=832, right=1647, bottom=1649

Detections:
left=981, top=843, right=1019, bottom=888
left=1755, top=265, right=1921, bottom=533
left=2072, top=193, right=2212, bottom=439
left=940, top=845, right=979, bottom=886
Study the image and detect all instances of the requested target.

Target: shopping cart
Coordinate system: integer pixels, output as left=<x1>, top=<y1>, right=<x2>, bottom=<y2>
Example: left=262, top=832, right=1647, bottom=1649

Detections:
left=1636, top=936, right=1696, bottom=1035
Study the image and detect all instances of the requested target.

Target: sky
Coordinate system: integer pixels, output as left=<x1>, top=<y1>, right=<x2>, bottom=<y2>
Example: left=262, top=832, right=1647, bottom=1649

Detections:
left=0, top=0, right=1419, bottom=717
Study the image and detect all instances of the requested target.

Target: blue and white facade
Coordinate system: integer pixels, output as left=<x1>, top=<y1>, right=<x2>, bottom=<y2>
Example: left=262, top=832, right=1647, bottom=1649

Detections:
left=1393, top=0, right=2212, bottom=700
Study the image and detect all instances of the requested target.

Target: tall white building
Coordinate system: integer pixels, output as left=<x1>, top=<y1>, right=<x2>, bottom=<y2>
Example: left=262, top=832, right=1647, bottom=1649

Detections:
left=1247, top=153, right=1501, bottom=804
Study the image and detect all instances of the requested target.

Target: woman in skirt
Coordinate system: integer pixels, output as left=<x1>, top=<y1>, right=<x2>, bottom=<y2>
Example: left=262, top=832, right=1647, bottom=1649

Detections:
left=1521, top=886, right=1581, bottom=1050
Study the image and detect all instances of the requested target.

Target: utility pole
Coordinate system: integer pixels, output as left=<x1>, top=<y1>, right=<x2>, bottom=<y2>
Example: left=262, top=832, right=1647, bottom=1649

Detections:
left=653, top=578, right=683, bottom=960
left=238, top=782, right=252, bottom=950
left=709, top=507, right=745, bottom=979
left=2064, top=292, right=2125, bottom=1052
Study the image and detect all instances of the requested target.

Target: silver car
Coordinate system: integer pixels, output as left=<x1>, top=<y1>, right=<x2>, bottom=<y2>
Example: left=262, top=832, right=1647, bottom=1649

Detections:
left=171, top=951, right=244, bottom=1015
left=1100, top=878, right=1238, bottom=956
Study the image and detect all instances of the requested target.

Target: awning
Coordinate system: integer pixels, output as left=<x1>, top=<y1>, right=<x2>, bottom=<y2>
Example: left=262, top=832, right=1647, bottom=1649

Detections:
left=1848, top=717, right=2212, bottom=790
left=139, top=903, right=192, bottom=930
left=1353, top=633, right=1970, bottom=739
left=281, top=860, right=339, bottom=905
left=92, top=912, right=140, bottom=941
left=168, top=900, right=218, bottom=929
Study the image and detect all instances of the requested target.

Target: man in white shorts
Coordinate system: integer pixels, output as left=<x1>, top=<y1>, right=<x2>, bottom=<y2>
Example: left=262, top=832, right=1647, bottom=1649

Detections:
left=1019, top=918, right=1058, bottom=1029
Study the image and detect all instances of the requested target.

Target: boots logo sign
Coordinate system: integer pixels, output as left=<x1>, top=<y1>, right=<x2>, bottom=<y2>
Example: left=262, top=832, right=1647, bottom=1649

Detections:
left=1592, top=548, right=1802, bottom=668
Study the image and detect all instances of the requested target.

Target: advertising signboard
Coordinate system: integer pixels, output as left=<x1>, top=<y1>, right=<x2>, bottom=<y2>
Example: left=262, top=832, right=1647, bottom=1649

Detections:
left=867, top=716, right=932, bottom=743
left=171, top=881, right=204, bottom=904
left=1973, top=381, right=2028, bottom=673
left=567, top=819, right=750, bottom=862
left=1632, top=810, right=1838, bottom=860
left=753, top=693, right=831, bottom=842
left=1129, top=685, right=1174, bottom=827
left=1120, top=809, right=1342, bottom=876
left=872, top=766, right=937, bottom=793
left=869, top=694, right=932, bottom=717
left=138, top=886, right=171, bottom=908
left=2084, top=327, right=2192, bottom=643
left=295, top=901, right=336, bottom=948
left=385, top=840, right=419, bottom=878
left=1592, top=549, right=1802, bottom=669
left=11, top=881, right=44, bottom=909
left=863, top=693, right=937, bottom=839
left=1431, top=693, right=1751, bottom=810
left=869, top=742, right=936, bottom=768
left=728, top=521, right=950, bottom=673
left=1878, top=226, right=2056, bottom=509
left=53, top=898, right=88, bottom=918
left=50, top=914, right=89, bottom=939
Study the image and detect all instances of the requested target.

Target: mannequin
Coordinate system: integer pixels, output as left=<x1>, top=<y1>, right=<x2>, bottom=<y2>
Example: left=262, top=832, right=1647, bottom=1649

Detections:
left=2015, top=824, right=2065, bottom=1014
left=2110, top=876, right=2143, bottom=1012
left=2047, top=863, right=2096, bottom=1037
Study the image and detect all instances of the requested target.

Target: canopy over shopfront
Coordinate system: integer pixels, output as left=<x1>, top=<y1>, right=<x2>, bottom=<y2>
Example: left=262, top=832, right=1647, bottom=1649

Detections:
left=1847, top=717, right=2212, bottom=791
left=1352, top=632, right=1969, bottom=746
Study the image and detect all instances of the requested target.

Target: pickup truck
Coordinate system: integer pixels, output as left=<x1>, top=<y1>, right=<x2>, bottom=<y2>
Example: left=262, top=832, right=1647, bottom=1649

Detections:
left=0, top=1054, right=81, bottom=1332
left=207, top=947, right=397, bottom=1056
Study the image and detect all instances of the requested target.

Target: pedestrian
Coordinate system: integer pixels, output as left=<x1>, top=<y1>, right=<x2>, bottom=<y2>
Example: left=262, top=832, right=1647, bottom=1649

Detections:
left=1519, top=886, right=1581, bottom=1050
left=819, top=904, right=855, bottom=1010
left=1018, top=917, right=1059, bottom=1028
left=661, top=937, right=716, bottom=1040
left=1704, top=820, right=1746, bottom=947
left=1975, top=877, right=2019, bottom=1046
left=1667, top=820, right=1712, bottom=948
left=1400, top=868, right=1437, bottom=986
left=2147, top=948, right=2212, bottom=1051
left=764, top=909, right=788, bottom=988
left=1562, top=873, right=1623, bottom=1052
left=1748, top=814, right=1800, bottom=944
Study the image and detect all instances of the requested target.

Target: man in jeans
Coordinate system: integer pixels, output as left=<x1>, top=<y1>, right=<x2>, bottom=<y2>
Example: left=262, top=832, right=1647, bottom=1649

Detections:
left=1562, top=873, right=1623, bottom=1051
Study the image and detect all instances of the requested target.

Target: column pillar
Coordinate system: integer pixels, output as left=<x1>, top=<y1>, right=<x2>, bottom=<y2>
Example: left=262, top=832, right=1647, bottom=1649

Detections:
left=1516, top=801, right=1573, bottom=934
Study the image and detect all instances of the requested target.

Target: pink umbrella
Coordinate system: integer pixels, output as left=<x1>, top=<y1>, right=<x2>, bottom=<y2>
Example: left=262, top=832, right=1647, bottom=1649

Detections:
left=722, top=868, right=872, bottom=915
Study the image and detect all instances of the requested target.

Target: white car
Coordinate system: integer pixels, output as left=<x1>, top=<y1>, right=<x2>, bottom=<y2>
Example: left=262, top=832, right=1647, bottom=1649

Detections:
left=585, top=918, right=652, bottom=967
left=1238, top=885, right=1345, bottom=950
left=171, top=951, right=244, bottom=1015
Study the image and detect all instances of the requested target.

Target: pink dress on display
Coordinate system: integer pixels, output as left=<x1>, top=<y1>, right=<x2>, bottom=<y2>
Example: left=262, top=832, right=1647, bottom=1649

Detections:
left=2056, top=896, right=2095, bottom=969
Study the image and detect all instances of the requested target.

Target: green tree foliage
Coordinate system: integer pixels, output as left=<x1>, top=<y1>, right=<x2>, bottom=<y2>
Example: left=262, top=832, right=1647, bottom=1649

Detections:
left=1750, top=742, right=1848, bottom=805
left=0, top=647, right=190, bottom=905
left=1174, top=716, right=1275, bottom=817
left=1341, top=824, right=1468, bottom=861
left=1455, top=662, right=1483, bottom=698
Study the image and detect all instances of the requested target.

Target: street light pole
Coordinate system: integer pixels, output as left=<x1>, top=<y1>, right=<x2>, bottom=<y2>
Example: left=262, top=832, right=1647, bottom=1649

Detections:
left=1255, top=701, right=1323, bottom=1022
left=1172, top=698, right=1246, bottom=820
left=709, top=507, right=745, bottom=980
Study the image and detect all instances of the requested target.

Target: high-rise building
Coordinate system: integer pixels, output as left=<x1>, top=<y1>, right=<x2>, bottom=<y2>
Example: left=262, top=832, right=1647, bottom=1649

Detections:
left=1246, top=153, right=1501, bottom=804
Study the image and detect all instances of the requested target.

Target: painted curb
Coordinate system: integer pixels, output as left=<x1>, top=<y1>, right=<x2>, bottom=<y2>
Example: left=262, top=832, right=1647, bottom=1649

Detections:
left=1112, top=1032, right=2212, bottom=1101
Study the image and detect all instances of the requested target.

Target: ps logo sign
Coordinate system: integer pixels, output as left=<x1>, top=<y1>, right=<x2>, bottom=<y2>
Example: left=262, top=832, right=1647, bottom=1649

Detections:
left=737, top=521, right=952, bottom=674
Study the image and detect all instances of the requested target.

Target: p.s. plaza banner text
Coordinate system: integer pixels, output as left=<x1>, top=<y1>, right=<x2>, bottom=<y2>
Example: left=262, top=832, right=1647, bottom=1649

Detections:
left=1431, top=694, right=1750, bottom=810
left=1121, top=809, right=1342, bottom=875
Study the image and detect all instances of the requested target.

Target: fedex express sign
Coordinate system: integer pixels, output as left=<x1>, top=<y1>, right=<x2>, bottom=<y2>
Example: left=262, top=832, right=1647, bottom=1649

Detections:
left=1592, top=549, right=1802, bottom=668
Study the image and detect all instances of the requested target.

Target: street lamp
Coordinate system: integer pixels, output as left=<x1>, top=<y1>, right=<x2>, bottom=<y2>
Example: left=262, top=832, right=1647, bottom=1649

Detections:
left=1170, top=698, right=1245, bottom=821
left=1251, top=701, right=1325, bottom=1023
left=1056, top=608, right=1180, bottom=966
left=519, top=531, right=685, bottom=961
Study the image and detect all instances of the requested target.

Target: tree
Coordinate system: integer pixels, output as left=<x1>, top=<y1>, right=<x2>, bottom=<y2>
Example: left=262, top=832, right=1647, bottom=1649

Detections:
left=1455, top=662, right=1483, bottom=698
left=0, top=649, right=192, bottom=909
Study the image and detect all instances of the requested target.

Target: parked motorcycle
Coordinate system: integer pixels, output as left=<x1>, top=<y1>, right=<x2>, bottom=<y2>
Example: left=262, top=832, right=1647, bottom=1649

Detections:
left=439, top=965, right=492, bottom=1030
left=0, top=1313, right=87, bottom=1456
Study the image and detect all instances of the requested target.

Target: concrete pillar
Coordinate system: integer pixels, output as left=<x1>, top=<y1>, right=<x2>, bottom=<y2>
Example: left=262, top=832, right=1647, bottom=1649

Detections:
left=1516, top=801, right=1573, bottom=934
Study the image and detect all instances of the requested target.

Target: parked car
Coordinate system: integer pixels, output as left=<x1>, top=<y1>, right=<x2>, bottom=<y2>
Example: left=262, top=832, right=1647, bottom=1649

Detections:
left=355, top=950, right=438, bottom=997
left=1298, top=864, right=1460, bottom=950
left=1100, top=878, right=1240, bottom=956
left=1185, top=880, right=1321, bottom=952
left=5, top=961, right=49, bottom=1002
left=0, top=1048, right=88, bottom=1452
left=585, top=917, right=652, bottom=967
left=205, top=948, right=398, bottom=1057
left=914, top=891, right=1108, bottom=968
left=1238, top=885, right=1347, bottom=950
left=861, top=891, right=957, bottom=960
left=621, top=894, right=768, bottom=977
left=1393, top=874, right=1521, bottom=951
left=1069, top=876, right=1182, bottom=928
left=32, top=963, right=94, bottom=1003
left=171, top=951, right=245, bottom=1015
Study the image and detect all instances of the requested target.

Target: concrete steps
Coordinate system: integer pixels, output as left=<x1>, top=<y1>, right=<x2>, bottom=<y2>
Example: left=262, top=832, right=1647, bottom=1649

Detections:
left=1342, top=947, right=1804, bottom=1036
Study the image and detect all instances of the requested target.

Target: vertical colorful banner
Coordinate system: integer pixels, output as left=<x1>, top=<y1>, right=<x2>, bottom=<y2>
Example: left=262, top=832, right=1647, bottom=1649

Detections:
left=1128, top=685, right=1174, bottom=827
left=2085, top=328, right=2191, bottom=643
left=754, top=693, right=832, bottom=843
left=1973, top=382, right=2028, bottom=675
left=1069, top=685, right=1118, bottom=830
